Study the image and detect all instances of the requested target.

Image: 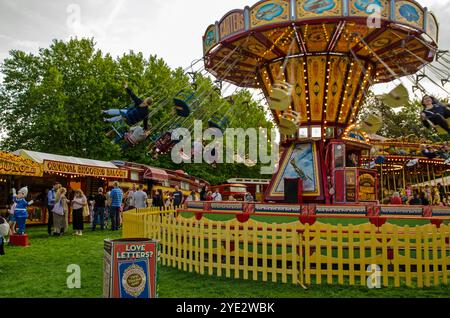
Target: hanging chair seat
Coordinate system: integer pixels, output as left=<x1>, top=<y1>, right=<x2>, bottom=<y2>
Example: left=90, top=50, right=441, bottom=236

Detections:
left=359, top=114, right=382, bottom=134
left=432, top=117, right=450, bottom=136
left=174, top=90, right=196, bottom=117
left=269, top=82, right=293, bottom=111
left=108, top=121, right=128, bottom=141
left=278, top=110, right=301, bottom=136
left=208, top=116, right=229, bottom=131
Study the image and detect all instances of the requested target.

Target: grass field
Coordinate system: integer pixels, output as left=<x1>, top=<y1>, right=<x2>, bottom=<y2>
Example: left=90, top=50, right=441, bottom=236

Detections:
left=0, top=225, right=450, bottom=298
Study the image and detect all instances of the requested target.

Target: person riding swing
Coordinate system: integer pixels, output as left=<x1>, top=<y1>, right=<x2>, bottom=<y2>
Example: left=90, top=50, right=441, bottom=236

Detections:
left=421, top=95, right=450, bottom=134
left=103, top=83, right=153, bottom=133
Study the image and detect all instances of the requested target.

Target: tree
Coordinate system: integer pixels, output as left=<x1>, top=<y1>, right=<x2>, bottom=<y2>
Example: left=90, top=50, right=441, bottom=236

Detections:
left=0, top=38, right=274, bottom=184
left=358, top=91, right=442, bottom=141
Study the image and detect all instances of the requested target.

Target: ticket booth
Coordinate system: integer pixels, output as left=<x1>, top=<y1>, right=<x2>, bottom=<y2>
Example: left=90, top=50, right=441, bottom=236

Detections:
left=329, top=136, right=378, bottom=204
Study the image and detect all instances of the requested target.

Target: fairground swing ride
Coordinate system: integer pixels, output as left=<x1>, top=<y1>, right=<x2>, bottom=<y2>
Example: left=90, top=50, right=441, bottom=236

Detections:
left=202, top=0, right=448, bottom=204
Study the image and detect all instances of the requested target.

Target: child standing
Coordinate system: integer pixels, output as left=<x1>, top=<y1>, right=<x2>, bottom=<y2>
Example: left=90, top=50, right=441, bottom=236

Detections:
left=12, top=187, right=33, bottom=235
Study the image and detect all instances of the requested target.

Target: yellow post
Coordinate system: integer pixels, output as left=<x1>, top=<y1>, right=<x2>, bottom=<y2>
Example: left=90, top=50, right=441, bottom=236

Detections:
left=402, top=167, right=406, bottom=191
left=427, top=164, right=433, bottom=187
left=337, top=224, right=344, bottom=285
left=381, top=164, right=384, bottom=203
left=392, top=170, right=397, bottom=192
left=262, top=222, right=268, bottom=282
left=348, top=224, right=355, bottom=286
left=404, top=225, right=412, bottom=287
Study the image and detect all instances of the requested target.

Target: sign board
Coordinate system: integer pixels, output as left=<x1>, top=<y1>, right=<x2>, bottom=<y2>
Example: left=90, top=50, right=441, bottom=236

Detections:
left=104, top=239, right=160, bottom=298
left=0, top=152, right=43, bottom=177
left=44, top=160, right=128, bottom=179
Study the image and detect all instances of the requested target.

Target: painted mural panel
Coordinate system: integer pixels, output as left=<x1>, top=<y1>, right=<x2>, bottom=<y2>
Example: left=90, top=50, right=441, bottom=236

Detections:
left=301, top=24, right=335, bottom=52
left=297, top=0, right=342, bottom=19
left=307, top=56, right=327, bottom=122
left=426, top=12, right=438, bottom=43
left=250, top=0, right=291, bottom=29
left=338, top=62, right=363, bottom=124
left=334, top=23, right=373, bottom=53
left=203, top=25, right=217, bottom=54
left=326, top=56, right=347, bottom=122
left=349, top=0, right=390, bottom=19
left=287, top=59, right=308, bottom=122
left=395, top=0, right=424, bottom=30
left=273, top=143, right=320, bottom=196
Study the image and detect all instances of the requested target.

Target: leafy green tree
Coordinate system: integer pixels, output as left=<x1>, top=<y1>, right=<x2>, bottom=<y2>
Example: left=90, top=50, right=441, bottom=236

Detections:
left=0, top=38, right=274, bottom=184
left=358, top=91, right=443, bottom=141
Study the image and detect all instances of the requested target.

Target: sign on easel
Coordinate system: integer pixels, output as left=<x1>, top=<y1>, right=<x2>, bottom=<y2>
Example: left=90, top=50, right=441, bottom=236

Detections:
left=104, top=239, right=160, bottom=298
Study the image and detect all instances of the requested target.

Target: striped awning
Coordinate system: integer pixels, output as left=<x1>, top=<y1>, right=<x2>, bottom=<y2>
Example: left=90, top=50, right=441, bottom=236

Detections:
left=144, top=167, right=168, bottom=181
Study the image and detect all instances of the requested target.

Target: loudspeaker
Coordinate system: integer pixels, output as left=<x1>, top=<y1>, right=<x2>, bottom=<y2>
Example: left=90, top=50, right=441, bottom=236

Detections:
left=284, top=178, right=302, bottom=203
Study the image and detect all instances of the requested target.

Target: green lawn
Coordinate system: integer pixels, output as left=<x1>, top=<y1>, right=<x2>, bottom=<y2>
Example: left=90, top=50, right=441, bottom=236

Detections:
left=1, top=226, right=450, bottom=298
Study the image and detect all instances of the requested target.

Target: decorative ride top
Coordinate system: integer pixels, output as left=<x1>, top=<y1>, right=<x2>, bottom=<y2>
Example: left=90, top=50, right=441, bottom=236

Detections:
left=203, top=0, right=439, bottom=131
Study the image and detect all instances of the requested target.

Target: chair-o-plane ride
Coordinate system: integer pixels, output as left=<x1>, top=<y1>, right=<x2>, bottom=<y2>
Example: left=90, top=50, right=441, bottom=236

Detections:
left=202, top=0, right=444, bottom=208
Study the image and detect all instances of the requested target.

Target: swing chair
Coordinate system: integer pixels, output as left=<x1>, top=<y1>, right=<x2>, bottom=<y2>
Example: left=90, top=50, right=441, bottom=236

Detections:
left=378, top=84, right=410, bottom=108
left=208, top=115, right=229, bottom=131
left=269, top=81, right=293, bottom=111
left=107, top=120, right=128, bottom=141
left=268, top=33, right=296, bottom=112
left=174, top=90, right=197, bottom=117
left=278, top=110, right=301, bottom=136
left=358, top=114, right=382, bottom=134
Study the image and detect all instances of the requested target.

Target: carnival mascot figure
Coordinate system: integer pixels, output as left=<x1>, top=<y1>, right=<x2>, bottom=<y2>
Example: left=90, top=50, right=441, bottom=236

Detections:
left=12, top=187, right=34, bottom=235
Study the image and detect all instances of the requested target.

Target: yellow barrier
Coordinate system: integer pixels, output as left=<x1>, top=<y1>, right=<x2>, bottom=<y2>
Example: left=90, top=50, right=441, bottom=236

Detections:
left=122, top=209, right=450, bottom=288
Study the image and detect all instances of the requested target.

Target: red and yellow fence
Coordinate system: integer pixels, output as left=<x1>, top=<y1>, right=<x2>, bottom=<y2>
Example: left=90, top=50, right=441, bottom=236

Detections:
left=123, top=208, right=450, bottom=288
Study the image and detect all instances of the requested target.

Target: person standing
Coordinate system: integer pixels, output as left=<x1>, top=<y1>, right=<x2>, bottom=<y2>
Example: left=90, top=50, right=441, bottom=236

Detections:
left=409, top=192, right=422, bottom=205
left=173, top=186, right=183, bottom=209
left=212, top=189, right=222, bottom=202
left=47, top=182, right=60, bottom=235
left=128, top=184, right=137, bottom=210
left=200, top=186, right=207, bottom=201
left=152, top=190, right=164, bottom=210
left=109, top=182, right=123, bottom=231
left=184, top=191, right=197, bottom=203
left=71, top=190, right=87, bottom=236
left=52, top=188, right=68, bottom=236
left=133, top=185, right=148, bottom=209
left=390, top=192, right=403, bottom=205
left=105, top=188, right=112, bottom=229
left=205, top=191, right=214, bottom=201
left=93, top=187, right=107, bottom=231
left=437, top=183, right=446, bottom=202
left=245, top=192, right=254, bottom=202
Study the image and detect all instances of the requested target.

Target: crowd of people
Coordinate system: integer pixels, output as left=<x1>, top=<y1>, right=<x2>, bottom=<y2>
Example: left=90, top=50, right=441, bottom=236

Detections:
left=385, top=183, right=448, bottom=206
left=0, top=181, right=258, bottom=256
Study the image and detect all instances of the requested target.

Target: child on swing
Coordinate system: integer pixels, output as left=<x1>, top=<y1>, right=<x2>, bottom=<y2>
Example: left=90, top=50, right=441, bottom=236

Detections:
left=113, top=125, right=152, bottom=150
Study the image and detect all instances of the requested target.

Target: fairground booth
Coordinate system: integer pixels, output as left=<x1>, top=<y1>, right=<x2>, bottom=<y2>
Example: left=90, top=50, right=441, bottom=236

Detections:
left=7, top=150, right=129, bottom=225
left=115, top=162, right=210, bottom=198
left=0, top=151, right=43, bottom=218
